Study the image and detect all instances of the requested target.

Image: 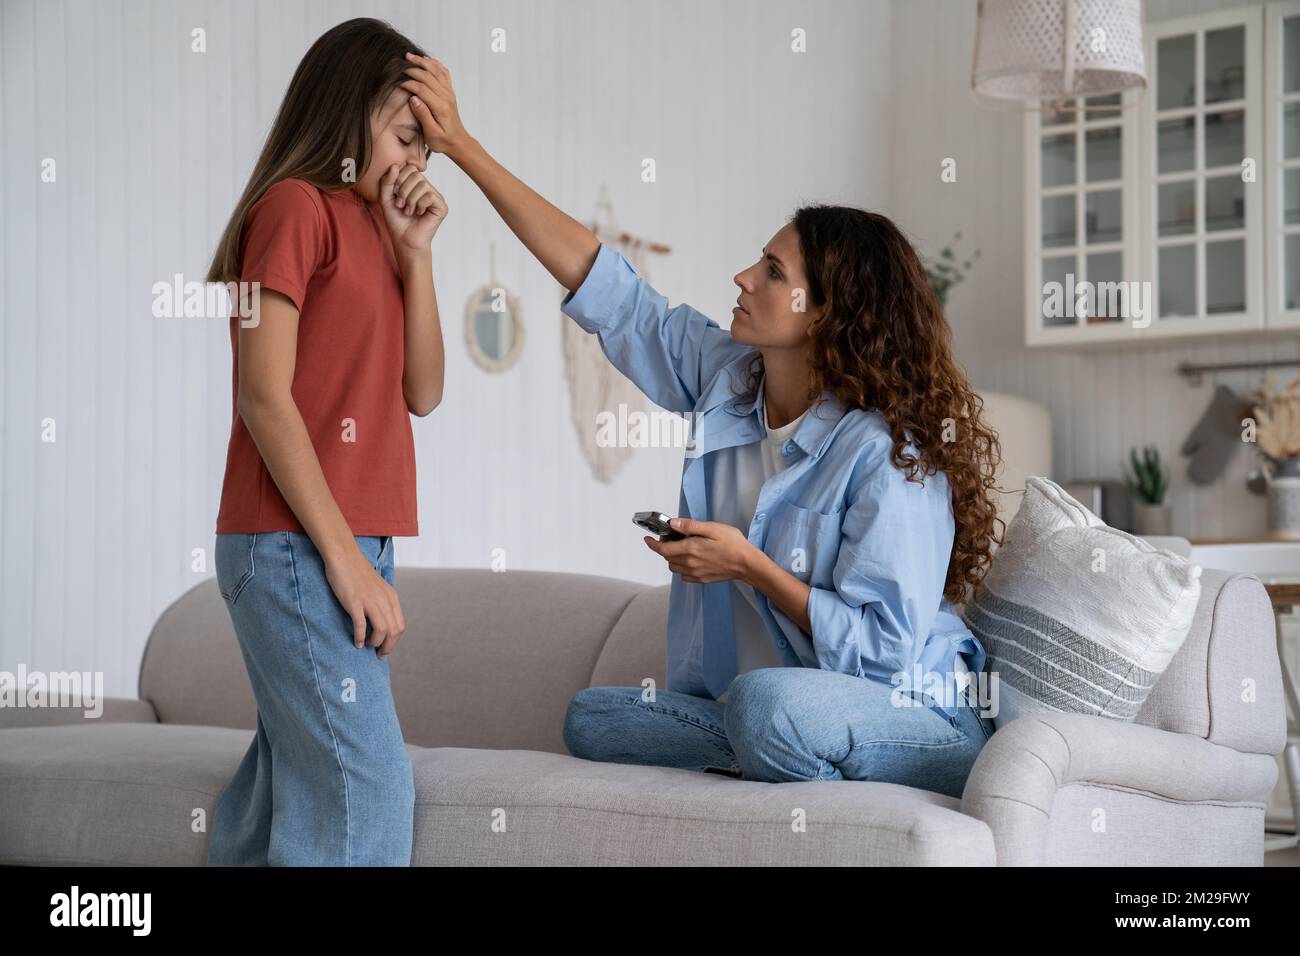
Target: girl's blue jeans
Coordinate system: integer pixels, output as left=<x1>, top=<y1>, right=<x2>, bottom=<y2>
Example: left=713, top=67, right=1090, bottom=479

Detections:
left=563, top=666, right=995, bottom=799
left=207, top=531, right=415, bottom=866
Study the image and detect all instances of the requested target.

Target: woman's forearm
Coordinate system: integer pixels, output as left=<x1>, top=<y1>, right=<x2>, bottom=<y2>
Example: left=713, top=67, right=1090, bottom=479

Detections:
left=238, top=393, right=359, bottom=566
left=397, top=250, right=444, bottom=415
left=744, top=549, right=814, bottom=635
left=446, top=136, right=600, bottom=292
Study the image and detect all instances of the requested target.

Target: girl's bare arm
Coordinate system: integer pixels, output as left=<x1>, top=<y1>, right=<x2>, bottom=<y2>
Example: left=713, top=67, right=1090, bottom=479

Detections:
left=396, top=251, right=444, bottom=415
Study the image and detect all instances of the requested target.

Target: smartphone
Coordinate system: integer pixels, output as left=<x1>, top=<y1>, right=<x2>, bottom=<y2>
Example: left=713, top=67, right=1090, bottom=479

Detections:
left=633, top=510, right=686, bottom=541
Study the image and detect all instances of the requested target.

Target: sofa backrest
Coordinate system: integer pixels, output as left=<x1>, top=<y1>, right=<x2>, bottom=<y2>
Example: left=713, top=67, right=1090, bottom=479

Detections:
left=139, top=569, right=663, bottom=755
left=139, top=565, right=1284, bottom=758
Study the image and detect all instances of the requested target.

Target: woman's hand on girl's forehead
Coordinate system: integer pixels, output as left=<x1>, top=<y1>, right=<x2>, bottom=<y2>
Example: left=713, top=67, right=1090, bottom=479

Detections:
left=399, top=51, right=470, bottom=155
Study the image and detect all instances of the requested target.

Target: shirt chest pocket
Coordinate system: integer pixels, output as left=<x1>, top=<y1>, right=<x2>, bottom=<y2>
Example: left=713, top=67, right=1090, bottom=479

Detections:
left=761, top=503, right=842, bottom=589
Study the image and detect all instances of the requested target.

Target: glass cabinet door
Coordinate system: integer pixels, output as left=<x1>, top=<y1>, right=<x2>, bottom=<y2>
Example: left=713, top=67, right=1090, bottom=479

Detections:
left=1026, top=92, right=1138, bottom=343
left=1267, top=1, right=1300, bottom=326
left=1144, top=7, right=1263, bottom=334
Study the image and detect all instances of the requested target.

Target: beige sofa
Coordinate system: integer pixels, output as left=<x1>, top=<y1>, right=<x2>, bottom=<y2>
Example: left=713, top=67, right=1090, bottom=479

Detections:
left=0, top=559, right=1287, bottom=866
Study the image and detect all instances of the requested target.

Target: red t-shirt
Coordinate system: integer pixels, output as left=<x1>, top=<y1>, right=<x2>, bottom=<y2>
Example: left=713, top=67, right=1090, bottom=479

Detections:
left=215, top=178, right=418, bottom=536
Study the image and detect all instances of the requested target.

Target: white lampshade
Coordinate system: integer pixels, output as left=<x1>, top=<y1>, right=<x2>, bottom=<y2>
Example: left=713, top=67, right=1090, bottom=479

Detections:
left=972, top=0, right=1147, bottom=102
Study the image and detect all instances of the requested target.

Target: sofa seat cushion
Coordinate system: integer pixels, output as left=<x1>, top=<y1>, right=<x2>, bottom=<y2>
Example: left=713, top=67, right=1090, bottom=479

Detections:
left=410, top=747, right=996, bottom=865
left=1, top=726, right=996, bottom=866
left=0, top=723, right=423, bottom=866
left=0, top=723, right=255, bottom=865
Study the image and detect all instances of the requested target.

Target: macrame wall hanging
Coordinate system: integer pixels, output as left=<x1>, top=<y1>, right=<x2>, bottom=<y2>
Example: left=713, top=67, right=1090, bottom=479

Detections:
left=562, top=185, right=672, bottom=482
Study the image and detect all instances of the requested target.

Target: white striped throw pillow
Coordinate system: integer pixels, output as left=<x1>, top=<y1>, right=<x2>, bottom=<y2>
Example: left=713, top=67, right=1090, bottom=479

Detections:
left=962, top=476, right=1203, bottom=729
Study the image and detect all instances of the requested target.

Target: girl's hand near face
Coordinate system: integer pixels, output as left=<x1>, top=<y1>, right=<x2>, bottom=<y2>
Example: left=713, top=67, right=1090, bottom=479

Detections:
left=379, top=162, right=447, bottom=263
left=400, top=52, right=471, bottom=155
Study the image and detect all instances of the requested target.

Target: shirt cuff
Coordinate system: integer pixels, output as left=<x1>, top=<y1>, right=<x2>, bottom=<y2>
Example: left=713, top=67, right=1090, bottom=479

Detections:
left=560, top=243, right=639, bottom=334
left=806, top=586, right=861, bottom=674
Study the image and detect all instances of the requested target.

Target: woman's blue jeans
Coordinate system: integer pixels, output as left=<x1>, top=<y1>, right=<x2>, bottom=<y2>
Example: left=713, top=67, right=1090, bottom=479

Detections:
left=563, top=667, right=995, bottom=799
left=207, top=531, right=415, bottom=866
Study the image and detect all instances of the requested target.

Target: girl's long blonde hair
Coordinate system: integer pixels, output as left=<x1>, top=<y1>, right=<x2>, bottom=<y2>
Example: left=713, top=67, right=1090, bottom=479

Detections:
left=206, top=17, right=428, bottom=284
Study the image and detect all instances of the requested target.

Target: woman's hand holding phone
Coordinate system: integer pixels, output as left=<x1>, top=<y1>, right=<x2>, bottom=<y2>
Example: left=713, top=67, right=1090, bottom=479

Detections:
left=643, top=517, right=761, bottom=586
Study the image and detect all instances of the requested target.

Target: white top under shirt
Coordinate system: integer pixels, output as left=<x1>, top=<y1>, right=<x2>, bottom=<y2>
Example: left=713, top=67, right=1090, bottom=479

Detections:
left=719, top=397, right=971, bottom=702
left=724, top=399, right=809, bottom=676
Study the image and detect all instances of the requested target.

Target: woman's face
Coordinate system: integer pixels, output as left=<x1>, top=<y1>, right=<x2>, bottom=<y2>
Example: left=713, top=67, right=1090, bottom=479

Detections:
left=731, top=222, right=819, bottom=349
left=354, top=86, right=429, bottom=203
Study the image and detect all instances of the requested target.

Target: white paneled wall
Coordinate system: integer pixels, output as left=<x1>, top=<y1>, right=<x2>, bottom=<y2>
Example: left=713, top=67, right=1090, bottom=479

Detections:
left=0, top=0, right=895, bottom=695
left=885, top=0, right=1300, bottom=543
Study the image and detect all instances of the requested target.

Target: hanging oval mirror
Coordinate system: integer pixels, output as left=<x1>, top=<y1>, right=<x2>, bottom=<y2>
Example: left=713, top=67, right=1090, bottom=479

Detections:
left=464, top=241, right=525, bottom=373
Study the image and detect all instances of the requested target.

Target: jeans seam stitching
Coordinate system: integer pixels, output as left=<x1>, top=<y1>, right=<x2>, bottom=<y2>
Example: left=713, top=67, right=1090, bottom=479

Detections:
left=621, top=696, right=729, bottom=739
left=221, top=533, right=258, bottom=605
left=286, top=531, right=353, bottom=866
left=815, top=726, right=971, bottom=765
left=237, top=532, right=258, bottom=603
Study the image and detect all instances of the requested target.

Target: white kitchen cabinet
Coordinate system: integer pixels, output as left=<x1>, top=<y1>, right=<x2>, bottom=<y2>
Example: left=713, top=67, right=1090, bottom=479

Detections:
left=1023, top=3, right=1298, bottom=346
left=1266, top=0, right=1300, bottom=328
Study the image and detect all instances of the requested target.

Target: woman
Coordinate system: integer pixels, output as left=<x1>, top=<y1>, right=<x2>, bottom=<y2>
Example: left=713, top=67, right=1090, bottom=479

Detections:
left=204, top=19, right=447, bottom=865
left=400, top=54, right=1004, bottom=799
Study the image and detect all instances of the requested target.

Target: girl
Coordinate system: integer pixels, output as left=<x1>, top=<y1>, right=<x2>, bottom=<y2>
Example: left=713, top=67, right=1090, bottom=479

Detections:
left=402, top=54, right=1005, bottom=800
left=204, top=19, right=446, bottom=865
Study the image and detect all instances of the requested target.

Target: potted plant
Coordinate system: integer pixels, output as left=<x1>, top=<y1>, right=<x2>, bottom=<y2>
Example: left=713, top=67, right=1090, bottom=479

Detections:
left=924, top=232, right=981, bottom=308
left=1123, top=445, right=1171, bottom=535
left=1248, top=372, right=1300, bottom=537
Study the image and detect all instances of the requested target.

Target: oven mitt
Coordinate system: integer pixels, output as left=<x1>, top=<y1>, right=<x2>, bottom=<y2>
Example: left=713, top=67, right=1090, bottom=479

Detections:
left=1180, top=384, right=1249, bottom=485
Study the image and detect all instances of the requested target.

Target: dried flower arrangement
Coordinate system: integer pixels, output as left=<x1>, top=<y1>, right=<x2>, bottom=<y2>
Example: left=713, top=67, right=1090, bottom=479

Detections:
left=1247, top=371, right=1300, bottom=471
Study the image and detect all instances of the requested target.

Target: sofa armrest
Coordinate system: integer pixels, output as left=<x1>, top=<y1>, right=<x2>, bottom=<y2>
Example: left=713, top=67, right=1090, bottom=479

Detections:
left=0, top=695, right=158, bottom=730
left=960, top=713, right=1279, bottom=866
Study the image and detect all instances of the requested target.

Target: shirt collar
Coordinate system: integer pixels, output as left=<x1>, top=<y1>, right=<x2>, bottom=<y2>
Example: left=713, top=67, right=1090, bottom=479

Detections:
left=721, top=370, right=849, bottom=461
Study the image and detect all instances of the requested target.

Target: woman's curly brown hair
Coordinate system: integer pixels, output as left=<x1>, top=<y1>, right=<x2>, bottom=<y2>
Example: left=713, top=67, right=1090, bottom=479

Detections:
left=737, top=205, right=1007, bottom=606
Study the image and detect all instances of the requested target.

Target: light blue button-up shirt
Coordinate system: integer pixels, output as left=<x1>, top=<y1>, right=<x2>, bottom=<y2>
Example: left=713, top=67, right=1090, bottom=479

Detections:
left=561, top=243, right=986, bottom=720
